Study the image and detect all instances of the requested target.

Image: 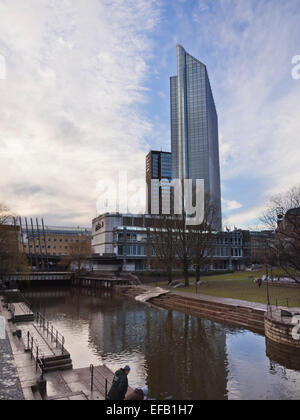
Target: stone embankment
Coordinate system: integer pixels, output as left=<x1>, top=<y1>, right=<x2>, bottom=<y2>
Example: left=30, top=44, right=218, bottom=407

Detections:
left=120, top=286, right=266, bottom=335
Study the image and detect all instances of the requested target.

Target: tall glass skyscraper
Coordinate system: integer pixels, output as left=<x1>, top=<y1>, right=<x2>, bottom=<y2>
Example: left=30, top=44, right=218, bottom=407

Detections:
left=170, top=45, right=222, bottom=230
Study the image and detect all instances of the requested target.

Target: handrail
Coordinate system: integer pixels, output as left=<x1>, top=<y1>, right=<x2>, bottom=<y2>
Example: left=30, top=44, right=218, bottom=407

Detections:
left=35, top=312, right=66, bottom=355
left=90, top=364, right=108, bottom=399
left=26, top=330, right=45, bottom=380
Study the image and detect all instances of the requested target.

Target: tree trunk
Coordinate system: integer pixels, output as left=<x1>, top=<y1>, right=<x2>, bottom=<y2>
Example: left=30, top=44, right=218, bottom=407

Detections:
left=196, top=264, right=200, bottom=284
left=167, top=265, right=173, bottom=285
left=183, top=255, right=189, bottom=287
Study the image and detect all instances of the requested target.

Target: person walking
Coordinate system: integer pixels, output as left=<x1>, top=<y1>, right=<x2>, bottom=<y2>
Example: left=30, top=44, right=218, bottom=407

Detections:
left=106, top=365, right=131, bottom=401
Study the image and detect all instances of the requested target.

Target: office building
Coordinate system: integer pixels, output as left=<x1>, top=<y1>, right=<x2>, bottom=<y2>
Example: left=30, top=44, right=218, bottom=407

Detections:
left=146, top=151, right=172, bottom=214
left=170, top=45, right=222, bottom=230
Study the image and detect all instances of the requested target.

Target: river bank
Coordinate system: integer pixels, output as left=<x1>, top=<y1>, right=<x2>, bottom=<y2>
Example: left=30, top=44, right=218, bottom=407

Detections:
left=119, top=285, right=300, bottom=336
left=2, top=287, right=300, bottom=400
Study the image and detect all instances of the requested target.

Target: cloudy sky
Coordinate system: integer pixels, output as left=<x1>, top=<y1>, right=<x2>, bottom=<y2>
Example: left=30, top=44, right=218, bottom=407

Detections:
left=0, top=0, right=299, bottom=229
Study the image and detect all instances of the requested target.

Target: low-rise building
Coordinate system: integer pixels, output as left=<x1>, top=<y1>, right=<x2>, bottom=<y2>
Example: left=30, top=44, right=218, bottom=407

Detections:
left=22, top=225, right=91, bottom=258
left=92, top=213, right=246, bottom=272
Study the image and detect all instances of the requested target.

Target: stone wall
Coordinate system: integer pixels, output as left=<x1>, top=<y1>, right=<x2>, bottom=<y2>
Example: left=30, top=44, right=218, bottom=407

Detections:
left=264, top=315, right=300, bottom=349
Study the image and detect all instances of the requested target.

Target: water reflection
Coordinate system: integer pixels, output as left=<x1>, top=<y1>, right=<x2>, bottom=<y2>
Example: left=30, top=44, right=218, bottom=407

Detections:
left=24, top=288, right=300, bottom=400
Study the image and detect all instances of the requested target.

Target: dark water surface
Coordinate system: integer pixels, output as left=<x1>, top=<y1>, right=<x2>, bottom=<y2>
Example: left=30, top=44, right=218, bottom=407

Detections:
left=24, top=288, right=300, bottom=400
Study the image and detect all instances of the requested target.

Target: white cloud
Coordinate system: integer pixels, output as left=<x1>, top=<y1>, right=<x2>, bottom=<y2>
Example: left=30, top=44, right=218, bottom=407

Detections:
left=223, top=205, right=265, bottom=229
left=222, top=199, right=243, bottom=212
left=0, top=0, right=161, bottom=225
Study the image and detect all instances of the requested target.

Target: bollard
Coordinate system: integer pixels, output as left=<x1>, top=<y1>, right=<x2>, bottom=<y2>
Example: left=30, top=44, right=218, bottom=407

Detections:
left=36, top=347, right=39, bottom=372
left=90, top=364, right=94, bottom=392
left=31, top=337, right=33, bottom=360
left=37, top=377, right=47, bottom=399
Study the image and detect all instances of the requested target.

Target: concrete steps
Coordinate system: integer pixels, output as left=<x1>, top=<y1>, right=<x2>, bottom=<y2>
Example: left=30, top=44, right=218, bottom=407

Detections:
left=149, top=293, right=265, bottom=334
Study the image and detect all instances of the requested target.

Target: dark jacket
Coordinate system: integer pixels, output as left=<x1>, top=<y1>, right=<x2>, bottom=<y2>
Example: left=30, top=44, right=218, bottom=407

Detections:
left=107, top=369, right=129, bottom=400
left=125, top=389, right=144, bottom=401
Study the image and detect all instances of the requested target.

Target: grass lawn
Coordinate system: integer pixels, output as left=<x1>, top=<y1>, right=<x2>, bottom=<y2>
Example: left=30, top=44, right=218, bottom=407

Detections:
left=150, top=270, right=300, bottom=307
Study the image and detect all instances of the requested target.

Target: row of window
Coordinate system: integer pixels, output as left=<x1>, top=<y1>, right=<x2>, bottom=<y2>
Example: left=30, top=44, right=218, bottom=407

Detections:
left=118, top=245, right=146, bottom=256
left=117, top=233, right=147, bottom=242
left=27, top=238, right=80, bottom=243
left=214, top=247, right=243, bottom=257
left=117, top=245, right=242, bottom=258
left=25, top=245, right=70, bottom=250
left=216, top=237, right=242, bottom=245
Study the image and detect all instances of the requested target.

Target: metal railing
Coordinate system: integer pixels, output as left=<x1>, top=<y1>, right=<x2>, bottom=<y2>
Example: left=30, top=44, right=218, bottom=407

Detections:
left=90, top=364, right=109, bottom=399
left=19, top=302, right=33, bottom=315
left=2, top=272, right=73, bottom=282
left=26, top=330, right=45, bottom=380
left=35, top=312, right=66, bottom=355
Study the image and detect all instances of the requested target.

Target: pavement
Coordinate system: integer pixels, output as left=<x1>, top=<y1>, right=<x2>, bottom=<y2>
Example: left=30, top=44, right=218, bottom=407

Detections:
left=0, top=315, right=24, bottom=400
left=136, top=285, right=300, bottom=313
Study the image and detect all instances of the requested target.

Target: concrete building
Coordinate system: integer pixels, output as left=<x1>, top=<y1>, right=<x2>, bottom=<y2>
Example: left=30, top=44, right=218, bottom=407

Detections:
left=22, top=225, right=91, bottom=258
left=170, top=45, right=222, bottom=230
left=92, top=213, right=246, bottom=272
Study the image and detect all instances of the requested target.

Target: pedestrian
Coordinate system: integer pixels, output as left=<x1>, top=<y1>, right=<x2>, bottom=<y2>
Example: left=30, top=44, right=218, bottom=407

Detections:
left=257, top=278, right=262, bottom=289
left=125, top=386, right=148, bottom=401
left=106, top=365, right=131, bottom=401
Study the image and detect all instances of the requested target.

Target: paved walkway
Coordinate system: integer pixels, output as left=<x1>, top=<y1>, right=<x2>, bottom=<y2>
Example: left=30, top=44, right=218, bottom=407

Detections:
left=138, top=285, right=300, bottom=312
left=169, top=289, right=300, bottom=312
left=0, top=325, right=24, bottom=400
left=18, top=324, right=56, bottom=359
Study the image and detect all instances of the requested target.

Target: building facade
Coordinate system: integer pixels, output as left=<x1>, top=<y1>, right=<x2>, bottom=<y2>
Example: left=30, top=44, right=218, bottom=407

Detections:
left=17, top=222, right=91, bottom=271
left=170, top=45, right=222, bottom=230
left=92, top=213, right=246, bottom=272
left=22, top=225, right=91, bottom=258
left=146, top=151, right=172, bottom=215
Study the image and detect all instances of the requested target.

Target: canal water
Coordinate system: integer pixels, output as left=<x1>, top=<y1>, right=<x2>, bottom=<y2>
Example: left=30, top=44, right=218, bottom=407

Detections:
left=24, top=288, right=300, bottom=400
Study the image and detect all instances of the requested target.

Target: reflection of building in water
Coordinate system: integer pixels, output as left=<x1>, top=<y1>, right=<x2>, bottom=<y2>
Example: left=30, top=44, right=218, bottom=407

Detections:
left=89, top=300, right=228, bottom=400
left=143, top=310, right=228, bottom=400
left=89, top=299, right=149, bottom=354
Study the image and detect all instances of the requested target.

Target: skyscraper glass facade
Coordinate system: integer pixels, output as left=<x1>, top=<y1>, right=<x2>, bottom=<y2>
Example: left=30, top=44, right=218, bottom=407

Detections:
left=170, top=45, right=222, bottom=230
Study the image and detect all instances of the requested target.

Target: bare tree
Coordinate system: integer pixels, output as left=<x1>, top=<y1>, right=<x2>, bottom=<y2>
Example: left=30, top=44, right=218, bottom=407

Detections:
left=0, top=203, right=29, bottom=274
left=173, top=214, right=191, bottom=287
left=60, top=235, right=92, bottom=272
left=262, top=185, right=300, bottom=283
left=149, top=215, right=177, bottom=285
left=188, top=197, right=219, bottom=284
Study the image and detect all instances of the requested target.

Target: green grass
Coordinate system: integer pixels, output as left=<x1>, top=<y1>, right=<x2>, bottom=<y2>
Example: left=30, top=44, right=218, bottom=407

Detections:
left=150, top=270, right=300, bottom=307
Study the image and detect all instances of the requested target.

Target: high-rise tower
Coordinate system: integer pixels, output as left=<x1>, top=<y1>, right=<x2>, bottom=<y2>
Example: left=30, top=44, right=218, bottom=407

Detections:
left=170, top=45, right=222, bottom=230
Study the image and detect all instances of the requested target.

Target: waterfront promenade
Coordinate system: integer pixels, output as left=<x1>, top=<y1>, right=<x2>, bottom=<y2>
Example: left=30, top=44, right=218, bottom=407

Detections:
left=0, top=307, right=24, bottom=400
left=0, top=296, right=130, bottom=400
